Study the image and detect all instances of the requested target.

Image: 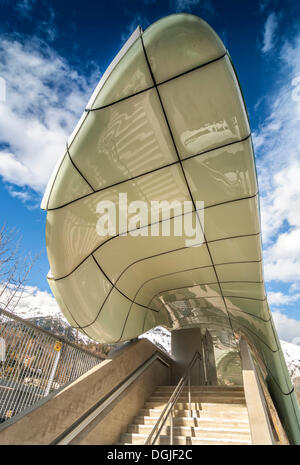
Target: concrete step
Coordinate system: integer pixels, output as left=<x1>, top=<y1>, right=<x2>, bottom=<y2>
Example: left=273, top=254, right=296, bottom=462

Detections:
left=127, top=424, right=251, bottom=440
left=133, top=415, right=250, bottom=428
left=145, top=400, right=246, bottom=410
left=149, top=395, right=246, bottom=403
left=155, top=386, right=244, bottom=392
left=119, top=433, right=252, bottom=445
left=140, top=407, right=249, bottom=419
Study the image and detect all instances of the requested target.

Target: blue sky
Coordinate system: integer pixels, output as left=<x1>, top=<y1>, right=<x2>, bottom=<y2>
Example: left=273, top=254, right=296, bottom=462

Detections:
left=0, top=0, right=300, bottom=342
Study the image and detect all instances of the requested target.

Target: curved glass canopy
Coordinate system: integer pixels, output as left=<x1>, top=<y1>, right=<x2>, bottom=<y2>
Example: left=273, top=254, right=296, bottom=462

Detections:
left=41, top=14, right=300, bottom=443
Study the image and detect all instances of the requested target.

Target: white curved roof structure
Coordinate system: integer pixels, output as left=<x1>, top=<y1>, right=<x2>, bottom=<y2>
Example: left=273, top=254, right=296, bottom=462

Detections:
left=41, top=14, right=300, bottom=442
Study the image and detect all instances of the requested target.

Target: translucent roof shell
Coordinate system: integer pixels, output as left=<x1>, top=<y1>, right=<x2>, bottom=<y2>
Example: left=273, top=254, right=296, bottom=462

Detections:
left=42, top=14, right=300, bottom=442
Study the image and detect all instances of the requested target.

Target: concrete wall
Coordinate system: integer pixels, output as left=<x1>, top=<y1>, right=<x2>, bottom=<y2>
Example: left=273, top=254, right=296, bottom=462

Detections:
left=0, top=339, right=172, bottom=445
left=171, top=327, right=205, bottom=384
left=77, top=359, right=168, bottom=444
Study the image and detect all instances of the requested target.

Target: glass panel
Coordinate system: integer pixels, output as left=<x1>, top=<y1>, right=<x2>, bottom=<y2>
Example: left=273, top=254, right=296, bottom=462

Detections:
left=47, top=277, right=79, bottom=328
left=143, top=310, right=157, bottom=333
left=103, top=243, right=212, bottom=300
left=69, top=89, right=178, bottom=190
left=143, top=14, right=226, bottom=84
left=144, top=279, right=220, bottom=308
left=211, top=330, right=243, bottom=386
left=84, top=289, right=131, bottom=343
left=183, top=138, right=257, bottom=207
left=221, top=281, right=266, bottom=300
left=41, top=151, right=67, bottom=210
left=94, top=209, right=205, bottom=283
left=158, top=56, right=250, bottom=159
left=48, top=152, right=93, bottom=209
left=215, top=262, right=263, bottom=282
left=89, top=37, right=153, bottom=109
left=226, top=297, right=269, bottom=320
left=121, top=304, right=148, bottom=341
left=229, top=309, right=278, bottom=351
left=204, top=197, right=260, bottom=242
left=46, top=166, right=193, bottom=279
left=209, top=234, right=262, bottom=264
left=53, top=256, right=112, bottom=327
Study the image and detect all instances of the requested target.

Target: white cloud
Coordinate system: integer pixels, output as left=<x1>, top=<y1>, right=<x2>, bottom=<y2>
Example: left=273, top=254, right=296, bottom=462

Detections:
left=0, top=36, right=99, bottom=197
left=261, top=12, right=278, bottom=53
left=0, top=282, right=63, bottom=320
left=268, top=291, right=300, bottom=305
left=272, top=311, right=300, bottom=343
left=254, top=31, right=300, bottom=289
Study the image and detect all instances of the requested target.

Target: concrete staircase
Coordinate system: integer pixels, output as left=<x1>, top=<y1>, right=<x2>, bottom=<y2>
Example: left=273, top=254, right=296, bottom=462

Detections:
left=117, top=386, right=252, bottom=445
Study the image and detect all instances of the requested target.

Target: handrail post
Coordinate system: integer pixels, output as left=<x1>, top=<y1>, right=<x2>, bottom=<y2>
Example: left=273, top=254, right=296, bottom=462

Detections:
left=145, top=351, right=200, bottom=445
left=170, top=407, right=173, bottom=445
left=188, top=373, right=191, bottom=417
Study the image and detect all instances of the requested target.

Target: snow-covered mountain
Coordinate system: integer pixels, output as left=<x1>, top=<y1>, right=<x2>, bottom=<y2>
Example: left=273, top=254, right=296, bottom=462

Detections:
left=5, top=289, right=300, bottom=389
left=280, top=340, right=300, bottom=381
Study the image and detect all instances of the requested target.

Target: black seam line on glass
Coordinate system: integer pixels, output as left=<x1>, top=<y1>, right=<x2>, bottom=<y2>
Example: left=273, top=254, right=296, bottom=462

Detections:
left=90, top=254, right=159, bottom=314
left=60, top=293, right=92, bottom=339
left=141, top=311, right=148, bottom=334
left=231, top=318, right=278, bottom=353
left=269, top=318, right=287, bottom=359
left=51, top=228, right=262, bottom=284
left=86, top=53, right=227, bottom=113
left=45, top=152, right=67, bottom=210
left=66, top=143, right=95, bottom=192
left=208, top=231, right=260, bottom=244
left=71, top=264, right=215, bottom=331
left=133, top=259, right=263, bottom=307
left=147, top=280, right=265, bottom=306
left=51, top=208, right=202, bottom=282
left=140, top=35, right=242, bottom=346
left=46, top=133, right=252, bottom=212
left=140, top=35, right=239, bottom=345
left=226, top=307, right=271, bottom=323
left=224, top=295, right=267, bottom=302
left=203, top=192, right=258, bottom=211
left=86, top=85, right=156, bottom=112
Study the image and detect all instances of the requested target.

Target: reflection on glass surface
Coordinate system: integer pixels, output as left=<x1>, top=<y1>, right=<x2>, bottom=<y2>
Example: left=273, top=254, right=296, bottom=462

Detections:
left=70, top=89, right=178, bottom=190
left=183, top=138, right=257, bottom=207
left=212, top=330, right=243, bottom=386
left=158, top=56, right=250, bottom=159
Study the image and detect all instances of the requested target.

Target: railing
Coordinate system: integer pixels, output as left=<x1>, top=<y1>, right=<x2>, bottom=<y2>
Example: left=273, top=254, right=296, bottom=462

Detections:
left=53, top=351, right=171, bottom=445
left=0, top=308, right=103, bottom=424
left=145, top=351, right=202, bottom=445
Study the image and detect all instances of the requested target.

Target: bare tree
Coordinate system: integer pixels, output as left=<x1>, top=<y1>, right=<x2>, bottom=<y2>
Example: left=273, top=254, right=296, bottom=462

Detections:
left=0, top=224, right=36, bottom=313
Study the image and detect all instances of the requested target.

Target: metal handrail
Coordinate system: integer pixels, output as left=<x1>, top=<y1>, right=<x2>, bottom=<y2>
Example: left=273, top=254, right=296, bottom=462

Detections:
left=145, top=351, right=202, bottom=445
left=53, top=351, right=171, bottom=445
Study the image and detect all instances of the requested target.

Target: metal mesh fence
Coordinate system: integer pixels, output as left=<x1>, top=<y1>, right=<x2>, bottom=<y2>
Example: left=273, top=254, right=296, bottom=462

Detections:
left=0, top=308, right=102, bottom=423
